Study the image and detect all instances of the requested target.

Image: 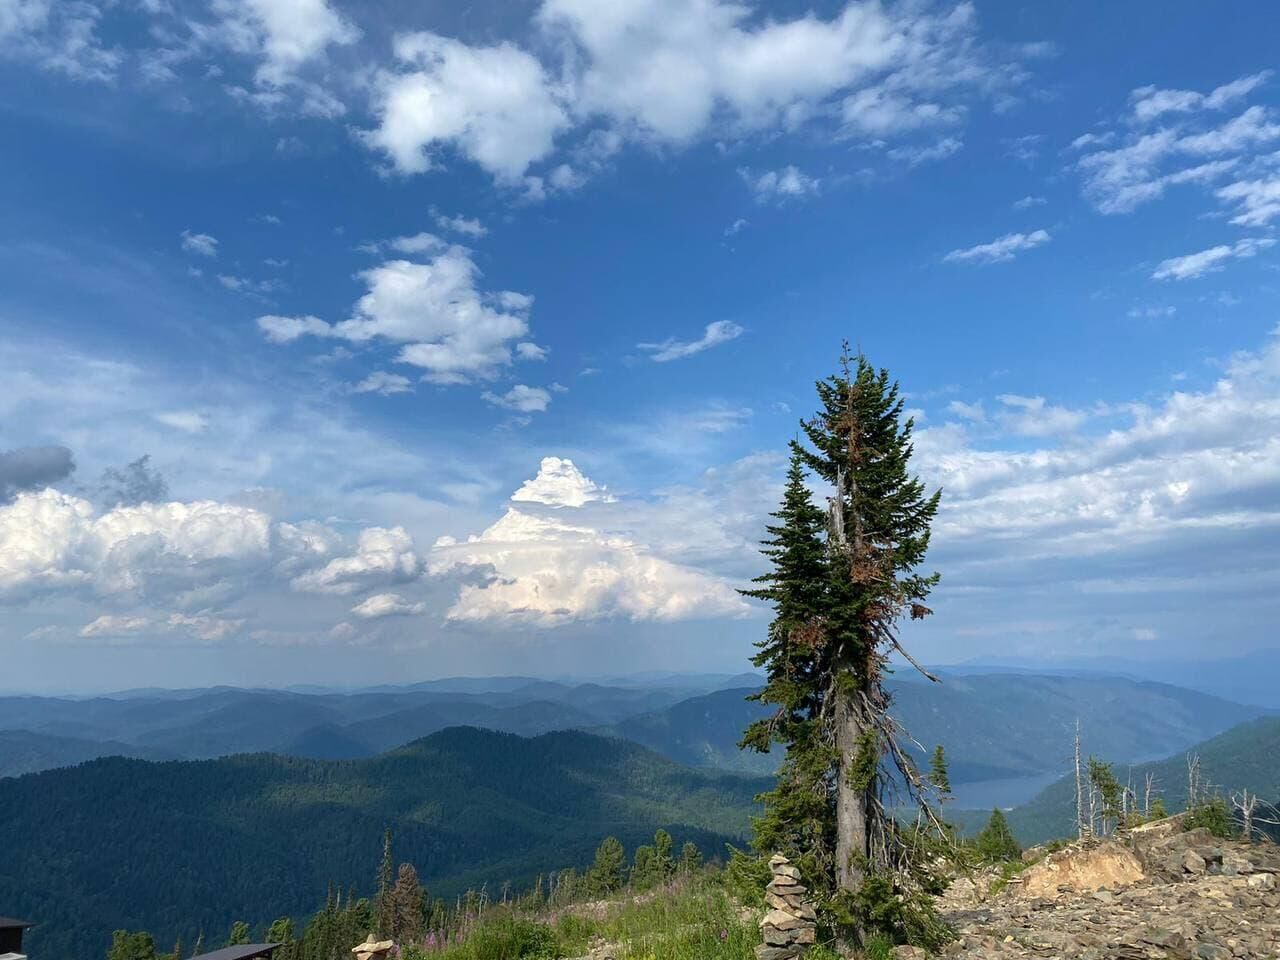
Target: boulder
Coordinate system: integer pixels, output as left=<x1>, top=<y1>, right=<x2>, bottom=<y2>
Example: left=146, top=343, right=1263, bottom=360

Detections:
left=1182, top=850, right=1207, bottom=874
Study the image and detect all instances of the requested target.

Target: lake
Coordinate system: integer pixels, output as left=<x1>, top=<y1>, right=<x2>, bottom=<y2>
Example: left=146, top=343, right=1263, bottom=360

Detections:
left=948, top=771, right=1062, bottom=810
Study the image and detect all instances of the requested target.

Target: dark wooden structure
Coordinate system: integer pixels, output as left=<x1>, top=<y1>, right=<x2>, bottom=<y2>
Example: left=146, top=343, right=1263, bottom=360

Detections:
left=191, top=944, right=282, bottom=960
left=0, top=918, right=33, bottom=957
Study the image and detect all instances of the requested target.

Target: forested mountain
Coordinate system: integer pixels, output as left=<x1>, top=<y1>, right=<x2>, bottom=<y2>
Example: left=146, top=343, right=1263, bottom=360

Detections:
left=965, top=716, right=1280, bottom=845
left=0, top=727, right=766, bottom=960
left=605, top=675, right=1266, bottom=782
left=1, top=672, right=1262, bottom=782
left=0, top=675, right=753, bottom=776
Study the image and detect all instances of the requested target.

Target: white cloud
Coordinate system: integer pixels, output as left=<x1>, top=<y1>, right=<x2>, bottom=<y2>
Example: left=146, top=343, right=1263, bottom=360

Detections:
left=78, top=612, right=245, bottom=644
left=258, top=246, right=536, bottom=384
left=180, top=230, right=219, bottom=257
left=741, top=165, right=820, bottom=202
left=947, top=399, right=985, bottom=423
left=0, top=488, right=274, bottom=604
left=154, top=410, right=210, bottom=433
left=887, top=136, right=962, bottom=167
left=350, top=592, right=426, bottom=619
left=1012, top=194, right=1046, bottom=209
left=429, top=458, right=747, bottom=625
left=511, top=457, right=614, bottom=508
left=482, top=384, right=553, bottom=413
left=334, top=253, right=531, bottom=384
left=943, top=229, right=1050, bottom=264
left=841, top=87, right=962, bottom=138
left=914, top=327, right=1280, bottom=616
left=290, top=526, right=422, bottom=596
left=1076, top=75, right=1280, bottom=215
left=1130, top=71, right=1270, bottom=123
left=256, top=313, right=331, bottom=343
left=432, top=211, right=488, bottom=238
left=352, top=371, right=413, bottom=395
left=994, top=394, right=1087, bottom=437
left=355, top=0, right=1017, bottom=184
left=540, top=0, right=1008, bottom=146
left=199, top=0, right=358, bottom=115
left=0, top=478, right=442, bottom=649
left=217, top=273, right=282, bottom=297
left=0, top=0, right=119, bottom=81
left=1070, top=131, right=1114, bottom=151
left=1151, top=236, right=1275, bottom=281
left=638, top=320, right=744, bottom=362
left=724, top=218, right=749, bottom=237
left=365, top=31, right=569, bottom=180
left=515, top=342, right=548, bottom=361
left=1216, top=175, right=1280, bottom=227
left=382, top=232, right=446, bottom=255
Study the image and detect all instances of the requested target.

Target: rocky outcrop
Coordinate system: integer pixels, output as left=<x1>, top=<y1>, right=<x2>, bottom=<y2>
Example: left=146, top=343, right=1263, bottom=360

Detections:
left=941, top=826, right=1280, bottom=959
left=1011, top=841, right=1145, bottom=898
left=757, top=854, right=817, bottom=960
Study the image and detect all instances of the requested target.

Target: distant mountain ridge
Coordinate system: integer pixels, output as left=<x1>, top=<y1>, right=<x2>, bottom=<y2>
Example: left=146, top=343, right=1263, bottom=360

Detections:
left=943, top=650, right=1280, bottom=709
left=0, top=674, right=753, bottom=776
left=605, top=674, right=1266, bottom=783
left=0, top=726, right=767, bottom=960
left=0, top=672, right=1264, bottom=783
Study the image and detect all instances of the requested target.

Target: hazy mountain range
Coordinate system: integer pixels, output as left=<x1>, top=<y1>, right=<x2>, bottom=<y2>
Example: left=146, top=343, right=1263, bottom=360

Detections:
left=0, top=672, right=1267, bottom=787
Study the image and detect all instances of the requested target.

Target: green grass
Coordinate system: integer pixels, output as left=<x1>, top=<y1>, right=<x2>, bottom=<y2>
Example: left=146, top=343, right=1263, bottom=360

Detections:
left=410, top=875, right=762, bottom=960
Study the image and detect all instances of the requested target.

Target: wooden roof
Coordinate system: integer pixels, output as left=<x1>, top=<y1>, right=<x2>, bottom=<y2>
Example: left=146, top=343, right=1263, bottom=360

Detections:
left=191, top=944, right=281, bottom=960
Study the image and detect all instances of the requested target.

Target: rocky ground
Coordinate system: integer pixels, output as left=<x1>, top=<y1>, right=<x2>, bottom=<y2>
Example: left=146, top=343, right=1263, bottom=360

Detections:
left=930, top=819, right=1280, bottom=959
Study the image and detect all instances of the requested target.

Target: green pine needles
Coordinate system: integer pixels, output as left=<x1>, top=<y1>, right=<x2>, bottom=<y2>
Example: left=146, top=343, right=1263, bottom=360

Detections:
left=741, top=347, right=950, bottom=950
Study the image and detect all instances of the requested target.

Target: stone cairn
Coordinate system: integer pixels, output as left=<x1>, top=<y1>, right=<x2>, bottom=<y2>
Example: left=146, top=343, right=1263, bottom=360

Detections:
left=351, top=934, right=394, bottom=960
left=757, top=854, right=818, bottom=960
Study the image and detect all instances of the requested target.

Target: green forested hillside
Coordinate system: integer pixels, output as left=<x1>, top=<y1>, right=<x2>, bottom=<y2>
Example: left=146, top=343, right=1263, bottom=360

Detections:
left=965, top=716, right=1280, bottom=845
left=606, top=675, right=1265, bottom=782
left=0, top=727, right=765, bottom=960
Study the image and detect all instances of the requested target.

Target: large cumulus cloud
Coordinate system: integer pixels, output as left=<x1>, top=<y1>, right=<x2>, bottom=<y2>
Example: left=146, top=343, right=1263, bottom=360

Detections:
left=429, top=458, right=749, bottom=625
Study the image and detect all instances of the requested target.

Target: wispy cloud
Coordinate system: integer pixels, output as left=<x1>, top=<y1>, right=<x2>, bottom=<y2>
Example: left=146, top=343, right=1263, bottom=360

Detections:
left=482, top=384, right=553, bottom=413
left=740, top=165, right=820, bottom=203
left=1151, top=237, right=1275, bottom=280
left=180, top=230, right=218, bottom=257
left=944, top=229, right=1051, bottom=265
left=887, top=137, right=962, bottom=167
left=638, top=320, right=744, bottom=362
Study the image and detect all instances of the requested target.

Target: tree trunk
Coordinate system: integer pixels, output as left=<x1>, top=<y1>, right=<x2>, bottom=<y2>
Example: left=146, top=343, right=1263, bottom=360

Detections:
left=1074, top=721, right=1086, bottom=839
left=834, top=681, right=869, bottom=895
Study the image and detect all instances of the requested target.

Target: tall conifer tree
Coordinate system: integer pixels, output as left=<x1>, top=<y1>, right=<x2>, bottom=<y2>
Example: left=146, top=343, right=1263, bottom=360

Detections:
left=743, top=348, right=946, bottom=947
left=929, top=745, right=952, bottom=798
left=375, top=830, right=394, bottom=938
left=741, top=445, right=834, bottom=883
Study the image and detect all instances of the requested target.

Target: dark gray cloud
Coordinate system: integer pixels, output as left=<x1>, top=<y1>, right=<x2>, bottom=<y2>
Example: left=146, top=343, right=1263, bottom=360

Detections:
left=98, top=455, right=169, bottom=507
left=0, top=445, right=75, bottom=502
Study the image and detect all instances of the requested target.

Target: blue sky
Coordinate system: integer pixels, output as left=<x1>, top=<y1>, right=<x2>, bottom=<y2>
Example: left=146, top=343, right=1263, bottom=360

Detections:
left=2, top=0, right=1280, bottom=693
